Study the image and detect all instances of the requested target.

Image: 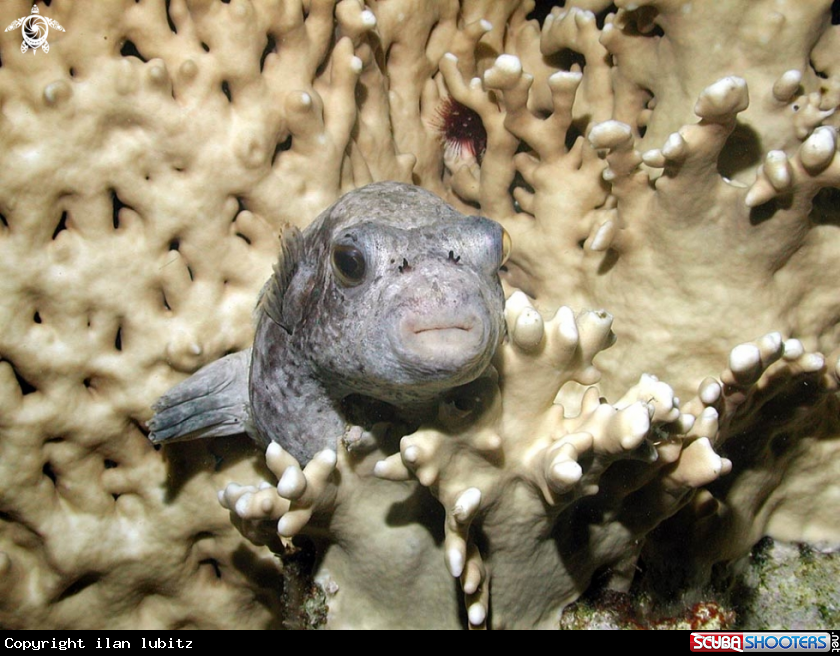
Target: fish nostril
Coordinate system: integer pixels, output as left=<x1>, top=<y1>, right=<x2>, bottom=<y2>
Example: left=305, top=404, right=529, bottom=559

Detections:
left=448, top=250, right=461, bottom=264
left=398, top=258, right=411, bottom=273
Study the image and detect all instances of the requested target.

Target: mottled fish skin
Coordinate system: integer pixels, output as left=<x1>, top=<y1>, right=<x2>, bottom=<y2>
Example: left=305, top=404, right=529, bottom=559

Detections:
left=150, top=182, right=508, bottom=465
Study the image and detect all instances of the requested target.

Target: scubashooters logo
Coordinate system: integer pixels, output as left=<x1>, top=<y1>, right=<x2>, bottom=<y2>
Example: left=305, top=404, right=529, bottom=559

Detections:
left=5, top=5, right=65, bottom=54
left=691, top=632, right=837, bottom=653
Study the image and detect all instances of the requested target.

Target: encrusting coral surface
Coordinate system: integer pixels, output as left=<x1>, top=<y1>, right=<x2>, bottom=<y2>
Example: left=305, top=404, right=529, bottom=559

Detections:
left=0, top=0, right=838, bottom=629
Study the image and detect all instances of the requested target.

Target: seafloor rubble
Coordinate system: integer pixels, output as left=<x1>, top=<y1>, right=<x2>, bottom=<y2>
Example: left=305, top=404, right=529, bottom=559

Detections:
left=0, top=0, right=837, bottom=629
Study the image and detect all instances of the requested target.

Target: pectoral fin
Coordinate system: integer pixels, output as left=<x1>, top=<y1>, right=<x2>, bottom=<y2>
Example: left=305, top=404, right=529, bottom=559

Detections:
left=149, top=349, right=252, bottom=443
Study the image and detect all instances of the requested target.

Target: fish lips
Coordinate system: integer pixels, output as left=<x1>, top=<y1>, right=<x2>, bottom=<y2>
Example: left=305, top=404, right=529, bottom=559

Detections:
left=388, top=306, right=497, bottom=381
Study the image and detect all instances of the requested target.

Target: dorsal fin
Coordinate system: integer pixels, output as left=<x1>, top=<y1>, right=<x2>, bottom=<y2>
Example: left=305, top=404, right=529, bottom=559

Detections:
left=256, top=226, right=305, bottom=332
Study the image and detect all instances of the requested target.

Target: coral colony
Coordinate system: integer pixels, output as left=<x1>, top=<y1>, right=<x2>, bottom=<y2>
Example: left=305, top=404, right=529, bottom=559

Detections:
left=0, top=0, right=838, bottom=630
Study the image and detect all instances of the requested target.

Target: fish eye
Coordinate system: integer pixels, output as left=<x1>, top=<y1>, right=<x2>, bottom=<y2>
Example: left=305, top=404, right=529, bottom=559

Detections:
left=501, top=228, right=512, bottom=266
left=331, top=244, right=367, bottom=286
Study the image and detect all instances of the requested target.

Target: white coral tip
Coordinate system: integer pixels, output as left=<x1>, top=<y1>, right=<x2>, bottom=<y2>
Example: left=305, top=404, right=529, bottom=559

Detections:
left=315, top=449, right=338, bottom=467
left=373, top=454, right=407, bottom=480
left=572, top=8, right=596, bottom=26
left=800, top=126, right=837, bottom=173
left=556, top=306, right=579, bottom=343
left=550, top=460, right=582, bottom=487
left=484, top=54, right=523, bottom=90
left=701, top=406, right=719, bottom=422
left=276, top=516, right=296, bottom=538
left=235, top=492, right=254, bottom=517
left=468, top=602, right=486, bottom=626
left=452, top=487, right=482, bottom=524
left=692, top=406, right=720, bottom=439
left=729, top=343, right=761, bottom=374
left=650, top=377, right=676, bottom=407
left=759, top=332, right=783, bottom=358
left=642, top=149, right=666, bottom=168
left=764, top=151, right=792, bottom=190
left=494, top=54, right=522, bottom=75
left=772, top=69, right=802, bottom=102
left=676, top=413, right=695, bottom=433
left=670, top=437, right=727, bottom=487
left=277, top=466, right=306, bottom=499
left=623, top=403, right=650, bottom=449
left=588, top=120, right=633, bottom=149
left=800, top=353, right=825, bottom=373
left=403, top=445, right=420, bottom=464
left=589, top=220, right=617, bottom=252
left=548, top=70, right=583, bottom=86
left=699, top=378, right=721, bottom=404
left=447, top=546, right=465, bottom=578
left=782, top=338, right=804, bottom=360
left=694, top=76, right=749, bottom=119
left=513, top=307, right=544, bottom=349
left=661, top=132, right=687, bottom=161
left=475, top=432, right=502, bottom=453
left=220, top=483, right=241, bottom=509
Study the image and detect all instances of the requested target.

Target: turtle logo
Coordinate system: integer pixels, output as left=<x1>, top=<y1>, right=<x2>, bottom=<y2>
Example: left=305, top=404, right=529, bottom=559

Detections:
left=5, top=5, right=65, bottom=54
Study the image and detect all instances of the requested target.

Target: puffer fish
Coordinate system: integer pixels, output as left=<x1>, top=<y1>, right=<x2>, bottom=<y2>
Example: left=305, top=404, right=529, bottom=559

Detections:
left=148, top=182, right=510, bottom=464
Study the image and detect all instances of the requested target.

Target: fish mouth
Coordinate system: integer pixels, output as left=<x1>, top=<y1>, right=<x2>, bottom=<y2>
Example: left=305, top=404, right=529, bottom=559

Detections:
left=398, top=316, right=486, bottom=363
left=380, top=303, right=501, bottom=397
left=412, top=322, right=474, bottom=335
left=411, top=324, right=475, bottom=349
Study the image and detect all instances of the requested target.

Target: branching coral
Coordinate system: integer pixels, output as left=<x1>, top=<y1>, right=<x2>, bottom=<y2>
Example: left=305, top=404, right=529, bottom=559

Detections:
left=430, top=1, right=840, bottom=585
left=0, top=0, right=839, bottom=630
left=223, top=293, right=837, bottom=628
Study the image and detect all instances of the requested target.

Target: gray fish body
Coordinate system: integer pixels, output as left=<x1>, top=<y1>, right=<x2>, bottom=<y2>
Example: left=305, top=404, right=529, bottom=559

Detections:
left=149, top=182, right=507, bottom=464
